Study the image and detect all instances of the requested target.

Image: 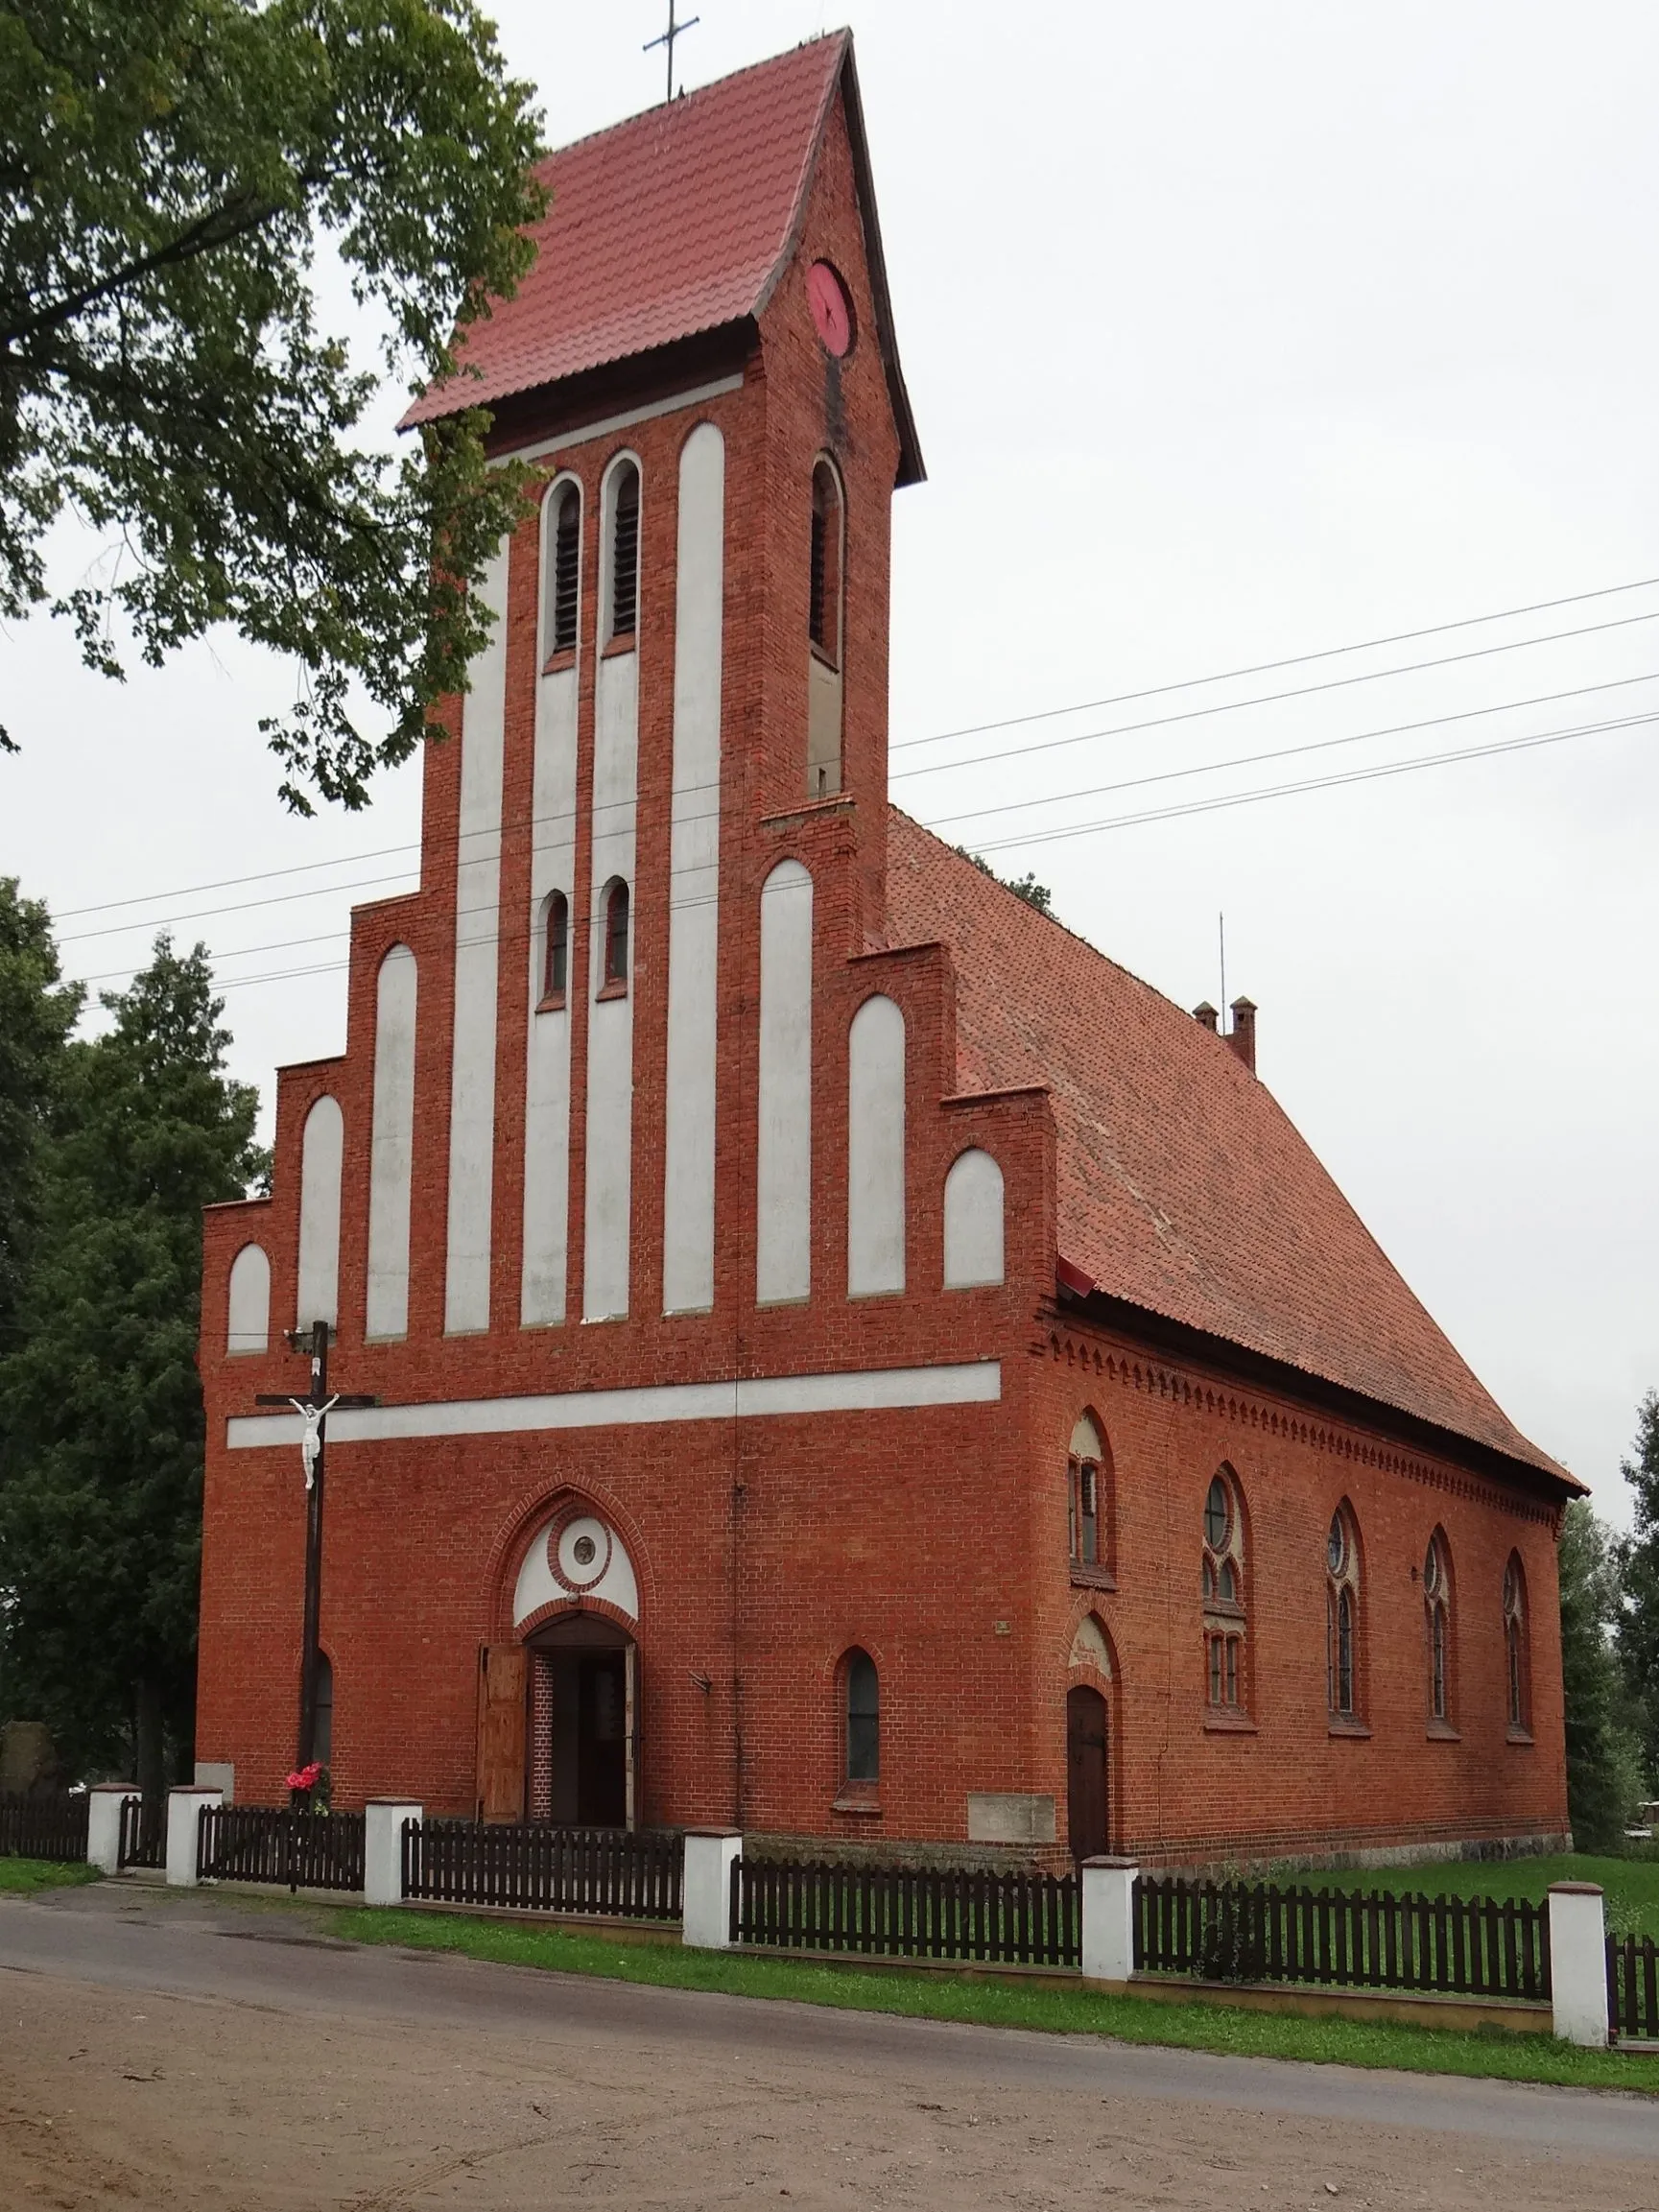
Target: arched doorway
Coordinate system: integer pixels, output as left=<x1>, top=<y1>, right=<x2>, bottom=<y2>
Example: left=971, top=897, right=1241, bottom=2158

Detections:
left=1066, top=1683, right=1109, bottom=1860
left=526, top=1612, right=634, bottom=1827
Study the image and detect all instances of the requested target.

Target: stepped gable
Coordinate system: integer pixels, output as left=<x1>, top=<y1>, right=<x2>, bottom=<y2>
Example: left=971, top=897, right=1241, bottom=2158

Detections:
left=402, top=31, right=922, bottom=481
left=886, top=809, right=1574, bottom=1487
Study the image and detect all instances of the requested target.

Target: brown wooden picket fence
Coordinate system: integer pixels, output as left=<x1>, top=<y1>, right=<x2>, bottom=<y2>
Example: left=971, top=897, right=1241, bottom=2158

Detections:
left=197, top=1803, right=366, bottom=1892
left=1134, top=1876, right=1551, bottom=2001
left=0, top=1790, right=89, bottom=1863
left=1607, top=1932, right=1659, bottom=2041
left=731, top=1856, right=1079, bottom=1966
left=401, top=1820, right=683, bottom=1921
left=117, top=1794, right=165, bottom=1870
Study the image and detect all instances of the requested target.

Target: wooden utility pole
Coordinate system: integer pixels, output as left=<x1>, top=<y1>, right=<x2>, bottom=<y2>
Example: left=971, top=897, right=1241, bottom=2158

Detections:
left=255, top=1321, right=375, bottom=1793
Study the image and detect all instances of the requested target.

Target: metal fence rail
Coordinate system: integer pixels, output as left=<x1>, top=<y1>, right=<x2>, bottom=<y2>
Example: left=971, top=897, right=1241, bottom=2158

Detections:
left=0, top=1790, right=89, bottom=1863
left=1134, top=1876, right=1551, bottom=2001
left=197, top=1803, right=366, bottom=1892
left=1607, top=1933, right=1659, bottom=2041
left=731, top=1856, right=1080, bottom=1967
left=116, top=1794, right=165, bottom=1870
left=401, top=1820, right=684, bottom=1921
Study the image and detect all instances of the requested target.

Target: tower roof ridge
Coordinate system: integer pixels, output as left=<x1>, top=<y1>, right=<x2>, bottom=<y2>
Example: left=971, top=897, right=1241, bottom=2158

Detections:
left=402, top=31, right=921, bottom=482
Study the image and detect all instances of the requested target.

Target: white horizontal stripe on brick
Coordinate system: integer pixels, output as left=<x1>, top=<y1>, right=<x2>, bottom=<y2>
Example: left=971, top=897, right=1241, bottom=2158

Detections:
left=225, top=1358, right=1001, bottom=1451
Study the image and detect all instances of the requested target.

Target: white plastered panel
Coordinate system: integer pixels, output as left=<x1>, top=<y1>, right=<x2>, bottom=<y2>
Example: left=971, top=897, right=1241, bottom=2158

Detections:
left=225, top=1243, right=271, bottom=1356
left=583, top=512, right=638, bottom=1321
left=756, top=858, right=813, bottom=1303
left=942, top=1147, right=1005, bottom=1288
left=296, top=1096, right=344, bottom=1329
left=847, top=994, right=906, bottom=1296
left=521, top=495, right=580, bottom=1326
left=661, top=423, right=725, bottom=1315
left=444, top=537, right=510, bottom=1334
left=366, top=945, right=417, bottom=1338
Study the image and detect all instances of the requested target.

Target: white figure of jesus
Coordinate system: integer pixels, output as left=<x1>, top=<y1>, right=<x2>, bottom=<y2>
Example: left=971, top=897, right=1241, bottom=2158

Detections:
left=288, top=1396, right=341, bottom=1489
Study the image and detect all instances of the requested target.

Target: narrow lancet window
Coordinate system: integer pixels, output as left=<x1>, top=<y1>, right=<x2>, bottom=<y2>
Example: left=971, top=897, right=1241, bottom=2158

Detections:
left=603, top=878, right=629, bottom=989
left=541, top=890, right=569, bottom=1004
left=543, top=482, right=581, bottom=659
left=609, top=463, right=640, bottom=639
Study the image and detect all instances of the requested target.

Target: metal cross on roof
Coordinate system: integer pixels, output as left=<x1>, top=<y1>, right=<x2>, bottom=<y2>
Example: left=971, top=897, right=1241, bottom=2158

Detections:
left=644, top=0, right=699, bottom=102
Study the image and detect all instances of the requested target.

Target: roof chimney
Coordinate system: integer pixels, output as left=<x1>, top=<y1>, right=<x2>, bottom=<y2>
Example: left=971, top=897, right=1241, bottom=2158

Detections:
left=1225, top=996, right=1257, bottom=1074
left=1192, top=1001, right=1219, bottom=1034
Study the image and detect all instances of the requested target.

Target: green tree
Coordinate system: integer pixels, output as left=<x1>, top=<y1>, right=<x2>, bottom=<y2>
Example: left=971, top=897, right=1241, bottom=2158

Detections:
left=0, top=880, right=82, bottom=1364
left=1, top=0, right=547, bottom=810
left=1616, top=1390, right=1659, bottom=1791
left=0, top=940, right=262, bottom=1795
left=955, top=848, right=1055, bottom=917
left=1558, top=1499, right=1646, bottom=1852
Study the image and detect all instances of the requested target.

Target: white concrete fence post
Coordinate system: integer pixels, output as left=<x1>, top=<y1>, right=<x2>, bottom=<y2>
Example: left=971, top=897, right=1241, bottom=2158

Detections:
left=364, top=1801, right=422, bottom=1908
left=164, top=1787, right=223, bottom=1889
left=681, top=1829, right=743, bottom=1949
left=85, top=1784, right=135, bottom=1875
left=1549, top=1881, right=1608, bottom=2047
left=1080, top=1856, right=1140, bottom=1986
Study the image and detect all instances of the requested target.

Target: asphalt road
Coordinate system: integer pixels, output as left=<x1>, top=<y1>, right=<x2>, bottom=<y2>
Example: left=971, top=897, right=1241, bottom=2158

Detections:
left=3, top=1880, right=1657, bottom=2210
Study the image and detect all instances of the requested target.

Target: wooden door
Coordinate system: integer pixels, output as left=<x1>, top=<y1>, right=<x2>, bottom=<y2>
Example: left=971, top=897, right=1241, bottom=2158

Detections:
left=1066, top=1684, right=1108, bottom=1860
left=476, top=1643, right=527, bottom=1823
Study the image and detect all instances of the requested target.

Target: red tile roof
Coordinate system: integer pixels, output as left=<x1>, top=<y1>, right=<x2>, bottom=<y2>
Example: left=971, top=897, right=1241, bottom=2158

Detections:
left=402, top=34, right=921, bottom=479
left=887, top=812, right=1574, bottom=1487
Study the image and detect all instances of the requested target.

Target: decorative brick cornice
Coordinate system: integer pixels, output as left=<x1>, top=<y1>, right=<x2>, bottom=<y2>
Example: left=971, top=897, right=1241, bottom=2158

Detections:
left=1036, top=1323, right=1555, bottom=1528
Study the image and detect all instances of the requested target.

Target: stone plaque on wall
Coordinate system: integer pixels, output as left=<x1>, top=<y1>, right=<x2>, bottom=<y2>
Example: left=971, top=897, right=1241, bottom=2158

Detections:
left=966, top=1792, right=1056, bottom=1844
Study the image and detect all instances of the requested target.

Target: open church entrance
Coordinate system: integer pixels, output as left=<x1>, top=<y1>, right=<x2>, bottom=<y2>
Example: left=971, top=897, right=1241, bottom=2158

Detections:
left=529, top=1613, right=635, bottom=1828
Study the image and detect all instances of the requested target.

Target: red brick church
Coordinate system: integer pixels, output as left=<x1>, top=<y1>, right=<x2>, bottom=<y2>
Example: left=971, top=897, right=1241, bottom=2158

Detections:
left=196, top=33, right=1579, bottom=1867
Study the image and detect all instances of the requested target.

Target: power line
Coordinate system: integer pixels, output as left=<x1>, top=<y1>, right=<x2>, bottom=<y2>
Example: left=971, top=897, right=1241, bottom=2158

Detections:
left=923, top=668, right=1659, bottom=832
left=889, top=607, right=1659, bottom=783
left=49, top=576, right=1659, bottom=931
left=888, top=572, right=1659, bottom=753
left=70, top=702, right=1650, bottom=993
left=967, top=708, right=1659, bottom=859
left=59, top=665, right=1659, bottom=955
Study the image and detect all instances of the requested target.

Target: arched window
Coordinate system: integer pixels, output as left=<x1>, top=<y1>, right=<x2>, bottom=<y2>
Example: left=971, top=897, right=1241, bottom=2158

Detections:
left=543, top=480, right=581, bottom=660
left=539, top=890, right=569, bottom=1005
left=607, top=460, right=640, bottom=641
left=1504, top=1554, right=1530, bottom=1736
left=1325, top=1503, right=1362, bottom=1721
left=1201, top=1468, right=1246, bottom=1715
left=806, top=459, right=844, bottom=798
left=602, top=879, right=629, bottom=989
left=1424, top=1529, right=1454, bottom=1726
left=1068, top=1413, right=1110, bottom=1574
left=809, top=461, right=842, bottom=665
left=844, top=1649, right=879, bottom=1783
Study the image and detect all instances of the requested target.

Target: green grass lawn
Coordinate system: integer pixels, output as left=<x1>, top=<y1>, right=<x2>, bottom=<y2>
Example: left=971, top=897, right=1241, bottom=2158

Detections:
left=330, top=1903, right=1659, bottom=2096
left=0, top=1857, right=102, bottom=1895
left=1321, top=1851, right=1659, bottom=1938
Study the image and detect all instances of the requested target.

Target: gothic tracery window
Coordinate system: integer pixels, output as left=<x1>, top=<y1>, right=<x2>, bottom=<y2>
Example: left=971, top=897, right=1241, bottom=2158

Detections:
left=1201, top=1468, right=1246, bottom=1715
left=1424, top=1530, right=1454, bottom=1726
left=1504, top=1554, right=1530, bottom=1736
left=1325, top=1504, right=1362, bottom=1721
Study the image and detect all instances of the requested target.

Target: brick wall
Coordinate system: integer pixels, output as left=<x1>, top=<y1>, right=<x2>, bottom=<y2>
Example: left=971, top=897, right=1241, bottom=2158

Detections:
left=195, top=84, right=1570, bottom=1864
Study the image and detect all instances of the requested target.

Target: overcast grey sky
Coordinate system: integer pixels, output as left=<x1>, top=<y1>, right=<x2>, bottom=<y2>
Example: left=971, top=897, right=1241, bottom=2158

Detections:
left=5, top=2, right=1656, bottom=1516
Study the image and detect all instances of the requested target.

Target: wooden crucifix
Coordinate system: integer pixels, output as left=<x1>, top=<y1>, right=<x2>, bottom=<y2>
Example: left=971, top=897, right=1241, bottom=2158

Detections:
left=256, top=1320, right=376, bottom=1788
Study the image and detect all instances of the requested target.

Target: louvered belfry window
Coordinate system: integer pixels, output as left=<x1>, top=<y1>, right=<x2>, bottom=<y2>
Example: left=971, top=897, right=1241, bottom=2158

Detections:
left=809, top=461, right=841, bottom=664
left=550, top=487, right=580, bottom=654
left=609, top=464, right=640, bottom=639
